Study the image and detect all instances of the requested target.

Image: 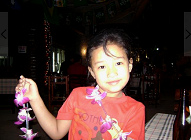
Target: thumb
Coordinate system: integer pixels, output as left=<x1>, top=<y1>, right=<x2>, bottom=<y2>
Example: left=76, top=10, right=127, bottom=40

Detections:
left=25, top=78, right=36, bottom=86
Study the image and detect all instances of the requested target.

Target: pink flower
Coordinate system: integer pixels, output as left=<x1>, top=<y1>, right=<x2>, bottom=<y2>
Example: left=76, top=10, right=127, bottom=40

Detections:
left=14, top=108, right=35, bottom=125
left=113, top=131, right=132, bottom=140
left=14, top=88, right=29, bottom=107
left=20, top=127, right=38, bottom=140
left=100, top=115, right=115, bottom=133
left=86, top=85, right=99, bottom=95
left=86, top=85, right=107, bottom=106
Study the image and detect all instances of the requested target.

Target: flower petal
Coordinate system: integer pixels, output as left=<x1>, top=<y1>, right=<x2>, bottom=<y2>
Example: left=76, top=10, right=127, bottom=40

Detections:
left=29, top=132, right=38, bottom=140
left=19, top=134, right=27, bottom=139
left=22, top=97, right=30, bottom=104
left=14, top=88, right=29, bottom=107
left=113, top=131, right=133, bottom=140
left=22, top=88, right=27, bottom=94
left=14, top=121, right=23, bottom=125
left=14, top=99, right=19, bottom=107
left=20, top=127, right=27, bottom=133
left=15, top=92, right=20, bottom=98
left=86, top=88, right=94, bottom=95
left=100, top=92, right=107, bottom=99
left=96, top=100, right=102, bottom=106
left=29, top=116, right=36, bottom=121
left=86, top=85, right=107, bottom=106
left=20, top=128, right=38, bottom=140
left=19, top=115, right=26, bottom=120
left=92, top=99, right=97, bottom=104
left=100, top=116, right=113, bottom=133
left=86, top=95, right=96, bottom=99
left=100, top=121, right=112, bottom=133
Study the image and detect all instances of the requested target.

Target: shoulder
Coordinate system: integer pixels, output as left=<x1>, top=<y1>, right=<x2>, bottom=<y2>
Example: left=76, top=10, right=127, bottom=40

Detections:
left=66, top=86, right=94, bottom=107
left=69, top=86, right=93, bottom=97
left=125, top=95, right=145, bottom=109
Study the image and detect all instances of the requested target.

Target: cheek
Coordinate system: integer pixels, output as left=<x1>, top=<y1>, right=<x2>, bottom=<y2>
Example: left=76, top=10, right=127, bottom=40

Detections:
left=119, top=67, right=130, bottom=80
left=94, top=71, right=106, bottom=82
left=118, top=66, right=129, bottom=74
left=95, top=71, right=104, bottom=78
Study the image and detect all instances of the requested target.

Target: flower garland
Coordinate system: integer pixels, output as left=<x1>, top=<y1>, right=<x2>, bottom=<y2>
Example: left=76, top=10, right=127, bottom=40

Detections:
left=14, top=88, right=38, bottom=140
left=86, top=85, right=132, bottom=140
left=13, top=84, right=132, bottom=139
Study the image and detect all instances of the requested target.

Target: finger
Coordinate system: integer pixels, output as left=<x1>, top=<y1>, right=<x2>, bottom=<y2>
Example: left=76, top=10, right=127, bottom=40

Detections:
left=19, top=77, right=26, bottom=88
left=22, top=78, right=26, bottom=87
left=15, top=84, right=23, bottom=92
left=15, top=86, right=20, bottom=92
left=20, top=75, right=25, bottom=79
left=19, top=79, right=24, bottom=88
left=25, top=78, right=35, bottom=85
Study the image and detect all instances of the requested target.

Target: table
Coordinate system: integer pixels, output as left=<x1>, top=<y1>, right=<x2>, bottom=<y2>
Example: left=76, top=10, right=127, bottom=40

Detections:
left=0, top=79, right=18, bottom=94
left=0, top=79, right=18, bottom=113
left=145, top=113, right=176, bottom=140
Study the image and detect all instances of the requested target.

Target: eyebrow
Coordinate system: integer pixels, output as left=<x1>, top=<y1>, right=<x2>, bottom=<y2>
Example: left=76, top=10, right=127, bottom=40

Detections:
left=94, top=56, right=125, bottom=65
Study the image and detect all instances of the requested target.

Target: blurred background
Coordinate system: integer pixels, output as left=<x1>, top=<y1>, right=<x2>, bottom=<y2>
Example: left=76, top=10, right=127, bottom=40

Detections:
left=0, top=0, right=190, bottom=139
left=0, top=0, right=186, bottom=85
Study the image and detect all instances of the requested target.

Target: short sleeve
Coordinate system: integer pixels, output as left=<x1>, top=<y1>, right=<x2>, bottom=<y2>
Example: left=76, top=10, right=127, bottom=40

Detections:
left=56, top=90, right=76, bottom=120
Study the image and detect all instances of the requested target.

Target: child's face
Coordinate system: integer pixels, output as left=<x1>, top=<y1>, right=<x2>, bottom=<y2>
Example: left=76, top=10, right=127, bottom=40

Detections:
left=88, top=44, right=133, bottom=97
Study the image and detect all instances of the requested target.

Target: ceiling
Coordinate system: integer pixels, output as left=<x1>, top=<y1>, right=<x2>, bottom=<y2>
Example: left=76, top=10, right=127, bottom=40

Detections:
left=49, top=0, right=172, bottom=51
left=52, top=0, right=152, bottom=35
left=3, top=0, right=152, bottom=31
left=2, top=0, right=177, bottom=52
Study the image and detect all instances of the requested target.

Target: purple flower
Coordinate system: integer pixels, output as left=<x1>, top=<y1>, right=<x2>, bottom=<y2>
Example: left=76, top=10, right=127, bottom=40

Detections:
left=20, top=127, right=38, bottom=140
left=86, top=85, right=107, bottom=106
left=113, top=131, right=132, bottom=140
left=14, top=108, right=35, bottom=125
left=14, top=88, right=29, bottom=107
left=100, top=115, right=114, bottom=133
left=86, top=85, right=99, bottom=95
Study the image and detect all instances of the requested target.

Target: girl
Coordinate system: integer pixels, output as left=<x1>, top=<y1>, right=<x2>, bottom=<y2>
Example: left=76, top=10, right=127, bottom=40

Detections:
left=16, top=29, right=145, bottom=140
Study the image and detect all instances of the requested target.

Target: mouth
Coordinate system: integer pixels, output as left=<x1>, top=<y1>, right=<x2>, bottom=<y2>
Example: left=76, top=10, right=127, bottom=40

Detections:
left=107, top=80, right=120, bottom=85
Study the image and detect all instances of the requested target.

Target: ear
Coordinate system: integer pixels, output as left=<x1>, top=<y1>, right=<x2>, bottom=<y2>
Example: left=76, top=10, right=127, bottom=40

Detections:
left=88, top=66, right=95, bottom=79
left=129, top=58, right=133, bottom=72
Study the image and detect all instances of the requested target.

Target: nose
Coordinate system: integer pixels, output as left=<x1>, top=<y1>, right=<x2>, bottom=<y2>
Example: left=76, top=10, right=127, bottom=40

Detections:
left=107, top=66, right=118, bottom=78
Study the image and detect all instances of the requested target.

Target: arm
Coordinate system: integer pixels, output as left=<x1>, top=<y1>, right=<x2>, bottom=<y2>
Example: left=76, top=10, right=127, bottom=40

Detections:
left=29, top=95, right=72, bottom=139
left=16, top=76, right=72, bottom=139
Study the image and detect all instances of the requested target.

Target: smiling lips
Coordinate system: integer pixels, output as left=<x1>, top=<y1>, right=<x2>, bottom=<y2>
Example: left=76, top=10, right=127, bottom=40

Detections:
left=107, top=80, right=120, bottom=85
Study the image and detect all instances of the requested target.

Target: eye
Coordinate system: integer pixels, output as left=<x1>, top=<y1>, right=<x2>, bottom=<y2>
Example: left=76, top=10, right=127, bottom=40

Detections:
left=116, top=62, right=123, bottom=65
left=98, top=66, right=105, bottom=69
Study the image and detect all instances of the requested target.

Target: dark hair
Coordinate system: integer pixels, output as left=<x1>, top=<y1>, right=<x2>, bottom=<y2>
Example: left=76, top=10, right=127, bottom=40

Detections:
left=86, top=28, right=132, bottom=87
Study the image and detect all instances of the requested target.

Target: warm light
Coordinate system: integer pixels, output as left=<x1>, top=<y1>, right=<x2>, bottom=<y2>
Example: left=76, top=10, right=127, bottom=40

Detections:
left=136, top=55, right=140, bottom=62
left=137, top=55, right=140, bottom=62
left=81, top=47, right=87, bottom=56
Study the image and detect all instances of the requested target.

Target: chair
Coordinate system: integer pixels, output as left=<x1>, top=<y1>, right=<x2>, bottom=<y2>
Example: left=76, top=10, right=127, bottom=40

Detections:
left=128, top=76, right=142, bottom=102
left=142, top=74, right=160, bottom=107
left=68, top=74, right=87, bottom=92
left=48, top=76, right=69, bottom=112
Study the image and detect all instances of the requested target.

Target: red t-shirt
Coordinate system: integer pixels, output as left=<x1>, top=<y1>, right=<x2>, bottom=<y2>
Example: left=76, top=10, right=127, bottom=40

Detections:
left=57, top=87, right=145, bottom=140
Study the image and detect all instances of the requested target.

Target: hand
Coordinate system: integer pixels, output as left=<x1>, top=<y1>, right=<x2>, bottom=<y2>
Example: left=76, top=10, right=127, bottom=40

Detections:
left=15, top=75, right=40, bottom=102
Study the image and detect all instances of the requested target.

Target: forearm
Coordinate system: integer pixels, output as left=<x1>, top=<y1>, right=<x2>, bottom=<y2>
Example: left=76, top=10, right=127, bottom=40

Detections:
left=29, top=96, right=62, bottom=139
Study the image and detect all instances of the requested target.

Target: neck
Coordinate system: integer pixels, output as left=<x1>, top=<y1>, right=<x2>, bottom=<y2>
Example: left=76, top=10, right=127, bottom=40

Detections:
left=106, top=91, right=123, bottom=98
